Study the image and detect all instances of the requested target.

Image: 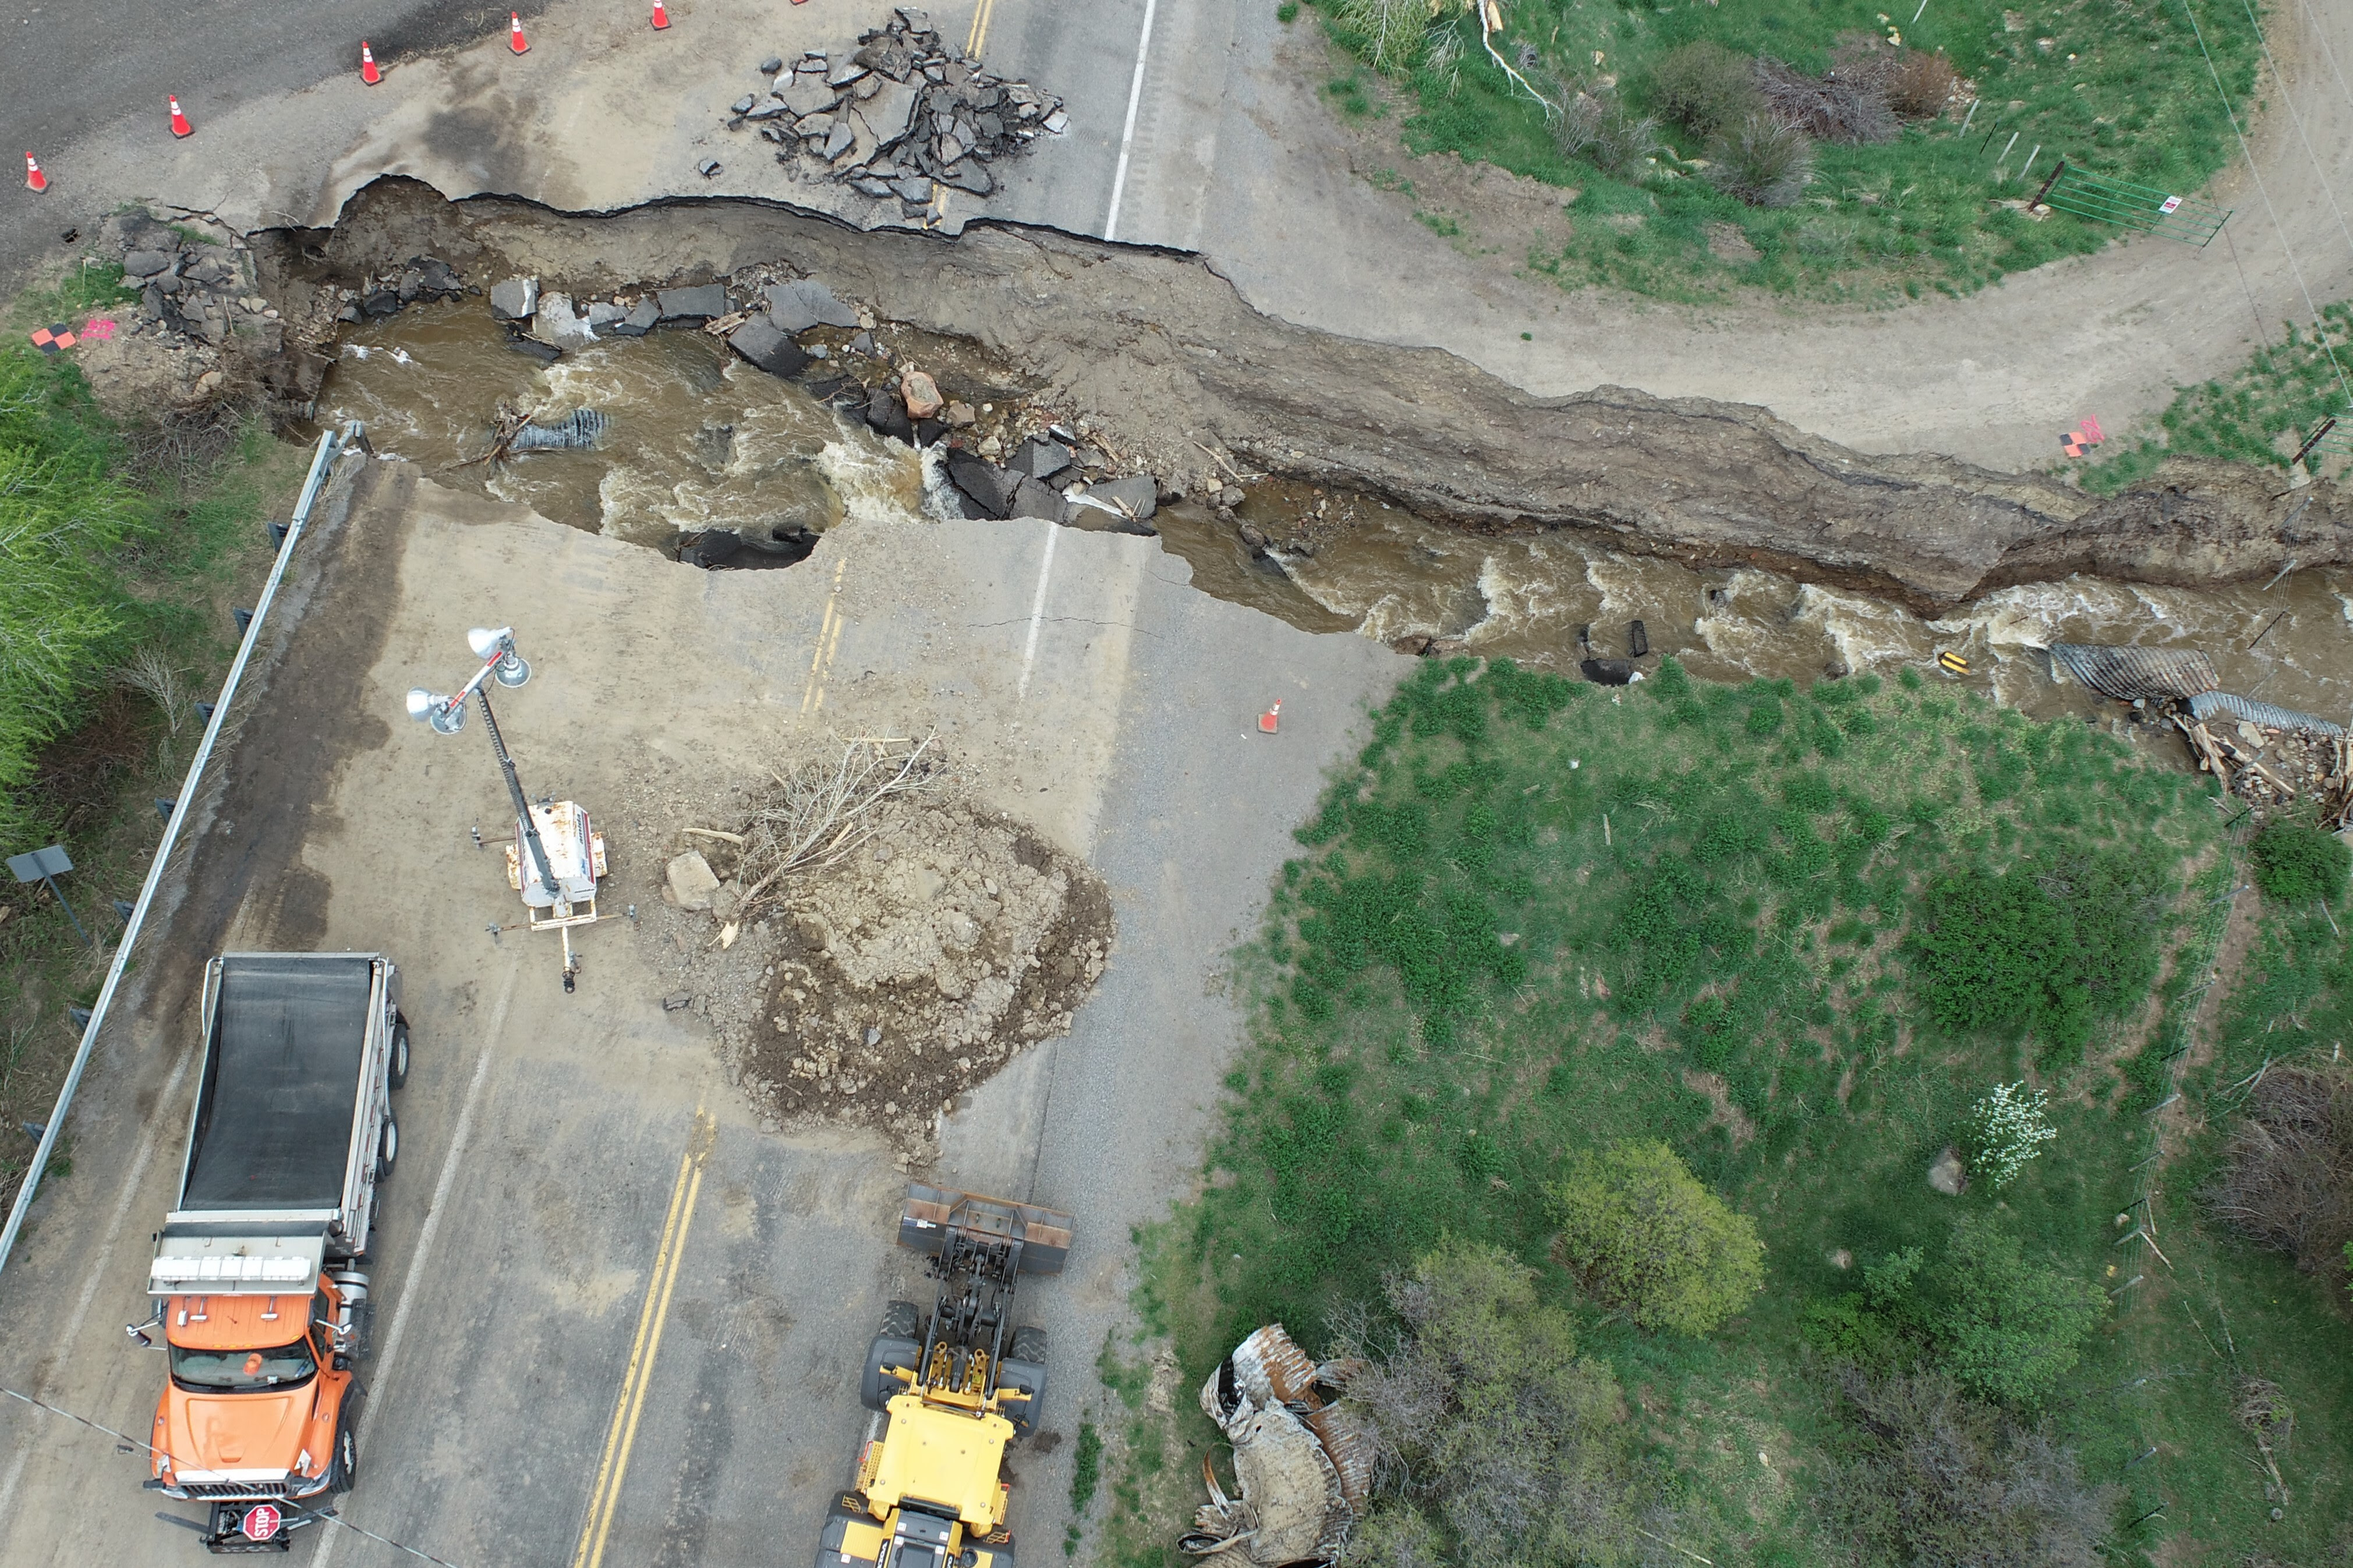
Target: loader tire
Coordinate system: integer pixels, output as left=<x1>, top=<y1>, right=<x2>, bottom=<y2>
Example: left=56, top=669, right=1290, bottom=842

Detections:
left=996, top=1351, right=1046, bottom=1437
left=863, top=1332, right=922, bottom=1413
left=879, top=1300, right=919, bottom=1340
left=1008, top=1326, right=1046, bottom=1365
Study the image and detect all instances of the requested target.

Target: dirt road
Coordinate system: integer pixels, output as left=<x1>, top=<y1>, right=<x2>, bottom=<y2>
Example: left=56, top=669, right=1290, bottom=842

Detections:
left=0, top=456, right=1396, bottom=1566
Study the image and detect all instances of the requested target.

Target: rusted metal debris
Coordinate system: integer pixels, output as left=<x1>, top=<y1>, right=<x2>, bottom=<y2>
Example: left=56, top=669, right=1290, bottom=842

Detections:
left=1179, top=1325, right=1372, bottom=1566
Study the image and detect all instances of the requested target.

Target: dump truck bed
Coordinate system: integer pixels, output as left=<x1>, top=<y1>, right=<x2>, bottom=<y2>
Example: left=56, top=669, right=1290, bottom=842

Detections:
left=182, top=954, right=376, bottom=1210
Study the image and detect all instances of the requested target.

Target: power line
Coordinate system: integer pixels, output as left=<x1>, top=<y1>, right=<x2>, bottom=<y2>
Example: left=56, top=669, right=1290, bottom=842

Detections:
left=2228, top=0, right=2353, bottom=271
left=2172, top=0, right=2353, bottom=404
left=0, top=1385, right=469, bottom=1568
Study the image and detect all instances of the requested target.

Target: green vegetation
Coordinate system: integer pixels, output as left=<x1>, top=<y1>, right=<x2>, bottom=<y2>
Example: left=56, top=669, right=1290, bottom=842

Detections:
left=2082, top=299, right=2353, bottom=491
left=1311, top=0, right=2262, bottom=300
left=1099, top=655, right=2353, bottom=1564
left=2250, top=817, right=2352, bottom=907
left=1548, top=1140, right=1763, bottom=1334
left=0, top=263, right=307, bottom=1209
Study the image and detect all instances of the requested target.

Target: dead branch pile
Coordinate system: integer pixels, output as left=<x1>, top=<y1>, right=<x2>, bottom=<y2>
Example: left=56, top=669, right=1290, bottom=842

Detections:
left=1754, top=53, right=1895, bottom=143
left=2200, top=1061, right=2353, bottom=1276
left=732, top=735, right=944, bottom=919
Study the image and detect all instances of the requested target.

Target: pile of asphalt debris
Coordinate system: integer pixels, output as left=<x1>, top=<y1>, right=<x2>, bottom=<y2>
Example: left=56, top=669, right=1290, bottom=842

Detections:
left=720, top=6, right=1066, bottom=213
left=105, top=213, right=283, bottom=358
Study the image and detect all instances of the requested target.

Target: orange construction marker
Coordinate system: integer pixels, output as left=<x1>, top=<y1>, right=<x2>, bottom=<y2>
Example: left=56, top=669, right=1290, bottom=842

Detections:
left=360, top=41, right=382, bottom=84
left=1258, top=701, right=1282, bottom=734
left=651, top=0, right=670, bottom=26
left=508, top=11, right=529, bottom=52
left=168, top=96, right=193, bottom=138
left=25, top=153, right=47, bottom=193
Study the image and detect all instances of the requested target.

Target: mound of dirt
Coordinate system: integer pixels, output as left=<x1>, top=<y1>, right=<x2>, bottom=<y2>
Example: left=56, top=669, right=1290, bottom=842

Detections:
left=679, top=778, right=1112, bottom=1151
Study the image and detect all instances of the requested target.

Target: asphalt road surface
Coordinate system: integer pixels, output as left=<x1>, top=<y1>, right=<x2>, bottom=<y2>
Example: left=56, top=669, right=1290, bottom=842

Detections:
left=0, top=453, right=1398, bottom=1566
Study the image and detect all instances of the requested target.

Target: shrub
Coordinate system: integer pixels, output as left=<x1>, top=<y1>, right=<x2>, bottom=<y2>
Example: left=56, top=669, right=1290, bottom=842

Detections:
left=1905, top=852, right=2164, bottom=1050
left=1937, top=1219, right=2108, bottom=1406
left=1331, top=0, right=1428, bottom=70
left=1554, top=86, right=1660, bottom=179
left=1647, top=40, right=1764, bottom=138
left=1548, top=1141, right=1764, bottom=1334
left=1820, top=1368, right=2118, bottom=1567
left=1958, top=1081, right=2057, bottom=1189
left=1887, top=49, right=1958, bottom=118
left=2202, top=1061, right=2353, bottom=1276
left=1754, top=55, right=1895, bottom=144
left=1706, top=114, right=1814, bottom=208
left=2250, top=820, right=2351, bottom=905
left=1334, top=1241, right=1655, bottom=1568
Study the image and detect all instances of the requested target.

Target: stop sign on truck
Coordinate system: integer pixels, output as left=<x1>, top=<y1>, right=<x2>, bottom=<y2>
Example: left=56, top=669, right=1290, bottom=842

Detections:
left=240, top=1504, right=281, bottom=1541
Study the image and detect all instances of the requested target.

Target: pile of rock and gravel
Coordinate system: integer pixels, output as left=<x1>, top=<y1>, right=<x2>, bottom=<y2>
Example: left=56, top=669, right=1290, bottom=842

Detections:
left=655, top=766, right=1112, bottom=1154
left=76, top=211, right=291, bottom=409
left=724, top=7, right=1065, bottom=214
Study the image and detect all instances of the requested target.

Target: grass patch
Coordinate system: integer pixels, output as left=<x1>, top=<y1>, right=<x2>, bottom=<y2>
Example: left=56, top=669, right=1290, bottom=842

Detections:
left=1314, top=0, right=2260, bottom=302
left=1100, top=656, right=2353, bottom=1562
left=2082, top=299, right=2353, bottom=491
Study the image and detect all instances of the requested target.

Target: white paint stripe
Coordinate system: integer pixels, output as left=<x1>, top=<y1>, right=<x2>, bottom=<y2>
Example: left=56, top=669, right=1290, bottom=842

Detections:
left=0, top=1045, right=196, bottom=1523
left=312, top=957, right=516, bottom=1568
left=1101, top=0, right=1160, bottom=242
left=1015, top=522, right=1060, bottom=700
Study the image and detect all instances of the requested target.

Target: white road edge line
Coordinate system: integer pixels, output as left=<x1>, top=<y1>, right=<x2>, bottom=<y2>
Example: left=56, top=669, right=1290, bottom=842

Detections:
left=0, top=1045, right=197, bottom=1524
left=1015, top=522, right=1060, bottom=700
left=1101, top=0, right=1160, bottom=242
left=312, top=957, right=516, bottom=1568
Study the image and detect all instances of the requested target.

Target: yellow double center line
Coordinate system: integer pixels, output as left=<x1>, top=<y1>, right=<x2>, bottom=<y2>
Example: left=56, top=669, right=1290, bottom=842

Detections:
left=570, top=1109, right=717, bottom=1568
left=801, top=555, right=850, bottom=716
left=928, top=0, right=1000, bottom=225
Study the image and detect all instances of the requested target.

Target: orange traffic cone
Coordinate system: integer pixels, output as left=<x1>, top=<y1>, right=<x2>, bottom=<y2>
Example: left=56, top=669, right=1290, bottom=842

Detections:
left=168, top=96, right=193, bottom=138
left=1258, top=701, right=1282, bottom=734
left=508, top=12, right=529, bottom=52
left=360, top=41, right=381, bottom=84
left=24, top=153, right=46, bottom=193
left=651, top=0, right=670, bottom=27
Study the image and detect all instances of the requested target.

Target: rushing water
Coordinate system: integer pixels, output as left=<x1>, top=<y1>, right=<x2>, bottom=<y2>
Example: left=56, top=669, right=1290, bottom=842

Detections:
left=320, top=302, right=2353, bottom=745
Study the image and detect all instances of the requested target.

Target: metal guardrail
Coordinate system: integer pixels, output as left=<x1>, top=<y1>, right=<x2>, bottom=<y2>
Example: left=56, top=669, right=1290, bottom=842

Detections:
left=0, top=421, right=364, bottom=1280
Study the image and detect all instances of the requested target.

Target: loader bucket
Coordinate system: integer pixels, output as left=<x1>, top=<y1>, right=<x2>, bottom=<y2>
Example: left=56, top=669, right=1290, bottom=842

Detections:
left=898, top=1183, right=1073, bottom=1275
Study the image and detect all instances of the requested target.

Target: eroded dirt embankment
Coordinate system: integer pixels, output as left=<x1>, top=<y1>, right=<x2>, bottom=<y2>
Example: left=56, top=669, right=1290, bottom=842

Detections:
left=265, top=176, right=2352, bottom=611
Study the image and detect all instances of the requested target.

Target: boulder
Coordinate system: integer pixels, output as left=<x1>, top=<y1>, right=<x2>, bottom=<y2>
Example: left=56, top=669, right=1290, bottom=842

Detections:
left=767, top=279, right=860, bottom=331
left=898, top=367, right=943, bottom=420
left=944, top=451, right=1014, bottom=518
left=666, top=851, right=721, bottom=912
left=530, top=292, right=597, bottom=349
left=657, top=283, right=729, bottom=321
left=944, top=400, right=976, bottom=427
left=732, top=94, right=758, bottom=115
left=729, top=316, right=812, bottom=378
left=759, top=55, right=785, bottom=75
left=865, top=385, right=914, bottom=443
left=122, top=249, right=174, bottom=279
left=490, top=277, right=540, bottom=321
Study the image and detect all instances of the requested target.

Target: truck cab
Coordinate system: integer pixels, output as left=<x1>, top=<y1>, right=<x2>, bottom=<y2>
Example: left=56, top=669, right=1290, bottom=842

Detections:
left=138, top=953, right=405, bottom=1552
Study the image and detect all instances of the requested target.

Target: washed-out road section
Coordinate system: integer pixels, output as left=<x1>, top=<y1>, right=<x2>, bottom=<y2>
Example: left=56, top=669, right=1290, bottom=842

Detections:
left=0, top=456, right=1396, bottom=1567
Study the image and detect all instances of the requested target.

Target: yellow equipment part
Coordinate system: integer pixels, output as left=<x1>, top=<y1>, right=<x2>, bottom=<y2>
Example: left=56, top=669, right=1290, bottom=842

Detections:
left=861, top=1393, right=1014, bottom=1534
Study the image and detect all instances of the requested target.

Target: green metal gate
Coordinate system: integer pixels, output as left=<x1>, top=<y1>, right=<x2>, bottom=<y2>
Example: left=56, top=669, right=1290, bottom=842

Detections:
left=2032, top=159, right=2232, bottom=246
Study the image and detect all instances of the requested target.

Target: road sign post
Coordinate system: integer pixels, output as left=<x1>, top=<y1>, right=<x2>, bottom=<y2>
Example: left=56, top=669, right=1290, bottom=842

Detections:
left=7, top=844, right=91, bottom=947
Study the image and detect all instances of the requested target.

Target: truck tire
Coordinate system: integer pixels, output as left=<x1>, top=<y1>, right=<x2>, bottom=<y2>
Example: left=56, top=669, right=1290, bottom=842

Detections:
left=328, top=1412, right=359, bottom=1495
left=388, top=1015, right=411, bottom=1091
left=879, top=1300, right=919, bottom=1339
left=862, top=1332, right=922, bottom=1413
left=1008, top=1326, right=1047, bottom=1365
left=375, top=1116, right=398, bottom=1183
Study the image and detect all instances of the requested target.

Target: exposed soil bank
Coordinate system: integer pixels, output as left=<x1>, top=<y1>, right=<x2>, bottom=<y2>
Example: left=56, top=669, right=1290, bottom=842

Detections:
left=266, top=176, right=2353, bottom=611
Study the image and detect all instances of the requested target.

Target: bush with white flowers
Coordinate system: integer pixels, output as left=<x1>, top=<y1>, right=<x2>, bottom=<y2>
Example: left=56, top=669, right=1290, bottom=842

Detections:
left=1961, top=1081, right=2057, bottom=1189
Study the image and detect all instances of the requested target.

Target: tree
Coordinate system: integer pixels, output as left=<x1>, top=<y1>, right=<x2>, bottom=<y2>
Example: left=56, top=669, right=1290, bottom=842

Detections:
left=1547, top=1141, right=1764, bottom=1335
left=1937, top=1219, right=2107, bottom=1406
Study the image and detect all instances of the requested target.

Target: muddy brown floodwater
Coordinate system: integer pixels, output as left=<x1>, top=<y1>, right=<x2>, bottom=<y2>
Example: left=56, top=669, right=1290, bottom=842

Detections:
left=319, top=302, right=2353, bottom=765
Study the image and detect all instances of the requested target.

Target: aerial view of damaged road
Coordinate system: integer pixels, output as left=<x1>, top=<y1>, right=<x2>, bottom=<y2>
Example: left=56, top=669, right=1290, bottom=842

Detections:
left=8, top=0, right=2353, bottom=1562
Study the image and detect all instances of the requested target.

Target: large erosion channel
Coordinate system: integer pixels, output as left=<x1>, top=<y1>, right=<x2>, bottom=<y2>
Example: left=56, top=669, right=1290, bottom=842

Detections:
left=263, top=175, right=2353, bottom=613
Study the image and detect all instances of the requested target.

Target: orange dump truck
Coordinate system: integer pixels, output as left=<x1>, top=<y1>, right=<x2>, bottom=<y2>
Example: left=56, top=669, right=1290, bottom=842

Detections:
left=133, top=953, right=408, bottom=1553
